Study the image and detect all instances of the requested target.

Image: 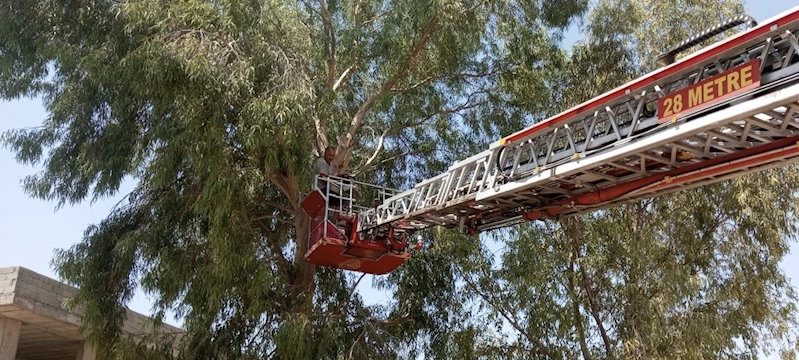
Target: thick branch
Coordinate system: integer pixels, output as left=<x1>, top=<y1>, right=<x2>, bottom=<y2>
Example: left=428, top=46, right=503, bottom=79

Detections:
left=314, top=115, right=328, bottom=154
left=334, top=0, right=365, bottom=93
left=335, top=14, right=440, bottom=172
left=319, top=0, right=336, bottom=88
left=267, top=172, right=298, bottom=209
left=567, top=219, right=613, bottom=357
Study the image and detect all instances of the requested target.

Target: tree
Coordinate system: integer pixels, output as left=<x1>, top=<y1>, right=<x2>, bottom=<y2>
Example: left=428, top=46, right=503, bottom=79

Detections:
left=0, top=0, right=586, bottom=358
left=464, top=0, right=799, bottom=359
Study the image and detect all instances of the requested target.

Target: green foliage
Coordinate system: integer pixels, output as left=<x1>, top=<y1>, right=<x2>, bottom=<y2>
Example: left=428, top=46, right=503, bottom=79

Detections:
left=484, top=171, right=799, bottom=359
left=0, top=0, right=586, bottom=358
left=4, top=0, right=797, bottom=358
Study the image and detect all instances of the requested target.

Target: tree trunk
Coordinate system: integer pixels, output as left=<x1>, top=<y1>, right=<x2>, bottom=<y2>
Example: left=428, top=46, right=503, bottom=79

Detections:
left=292, top=205, right=316, bottom=314
left=568, top=255, right=592, bottom=360
left=270, top=168, right=317, bottom=315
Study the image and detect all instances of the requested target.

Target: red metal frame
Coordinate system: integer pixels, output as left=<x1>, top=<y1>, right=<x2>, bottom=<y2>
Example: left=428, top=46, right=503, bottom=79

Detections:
left=498, top=6, right=799, bottom=146
left=522, top=134, right=799, bottom=221
left=300, top=189, right=412, bottom=275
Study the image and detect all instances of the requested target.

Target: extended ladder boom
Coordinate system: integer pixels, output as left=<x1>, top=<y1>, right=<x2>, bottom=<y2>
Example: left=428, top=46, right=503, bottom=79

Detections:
left=358, top=6, right=799, bottom=235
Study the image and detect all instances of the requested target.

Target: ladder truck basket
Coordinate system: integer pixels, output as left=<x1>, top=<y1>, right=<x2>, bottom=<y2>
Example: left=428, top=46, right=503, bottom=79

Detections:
left=300, top=175, right=415, bottom=275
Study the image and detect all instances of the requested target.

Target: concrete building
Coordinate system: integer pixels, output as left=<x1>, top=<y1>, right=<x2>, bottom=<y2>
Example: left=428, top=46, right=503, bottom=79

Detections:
left=0, top=266, right=184, bottom=360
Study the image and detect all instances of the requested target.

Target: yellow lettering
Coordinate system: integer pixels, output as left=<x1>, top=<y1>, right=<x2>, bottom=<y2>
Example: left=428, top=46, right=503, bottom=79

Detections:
left=714, top=77, right=726, bottom=95
left=689, top=87, right=702, bottom=107
left=740, top=65, right=753, bottom=87
left=703, top=82, right=714, bottom=101
left=727, top=71, right=740, bottom=93
left=673, top=94, right=683, bottom=113
left=663, top=98, right=673, bottom=117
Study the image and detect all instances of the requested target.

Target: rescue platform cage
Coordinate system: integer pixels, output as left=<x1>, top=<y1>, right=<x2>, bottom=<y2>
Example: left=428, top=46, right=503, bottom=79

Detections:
left=311, top=174, right=403, bottom=237
left=303, top=174, right=418, bottom=275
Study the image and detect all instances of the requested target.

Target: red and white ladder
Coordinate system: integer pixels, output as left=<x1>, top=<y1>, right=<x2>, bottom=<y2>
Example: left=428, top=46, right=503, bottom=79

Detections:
left=358, top=5, right=799, bottom=235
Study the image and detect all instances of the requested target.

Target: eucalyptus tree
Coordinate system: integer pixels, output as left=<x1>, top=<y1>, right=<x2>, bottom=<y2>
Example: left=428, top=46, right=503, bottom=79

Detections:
left=0, top=0, right=586, bottom=358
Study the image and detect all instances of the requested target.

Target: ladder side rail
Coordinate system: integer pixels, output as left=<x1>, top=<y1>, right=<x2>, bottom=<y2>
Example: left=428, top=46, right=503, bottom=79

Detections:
left=355, top=7, right=799, bottom=234
left=374, top=37, right=799, bottom=232
left=477, top=80, right=799, bottom=202
left=436, top=151, right=496, bottom=205
left=483, top=148, right=503, bottom=190
left=439, top=167, right=460, bottom=206
left=364, top=149, right=500, bottom=228
left=363, top=178, right=440, bottom=228
left=473, top=81, right=799, bottom=230
left=434, top=149, right=497, bottom=206
left=493, top=27, right=799, bottom=184
left=495, top=7, right=799, bottom=148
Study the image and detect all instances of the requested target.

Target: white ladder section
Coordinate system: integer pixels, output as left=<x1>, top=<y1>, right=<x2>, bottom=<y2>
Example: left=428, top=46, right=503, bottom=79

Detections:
left=357, top=7, right=799, bottom=234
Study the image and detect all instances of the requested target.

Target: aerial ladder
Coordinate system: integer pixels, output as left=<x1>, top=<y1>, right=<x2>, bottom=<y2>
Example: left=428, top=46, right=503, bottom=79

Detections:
left=301, top=5, right=799, bottom=275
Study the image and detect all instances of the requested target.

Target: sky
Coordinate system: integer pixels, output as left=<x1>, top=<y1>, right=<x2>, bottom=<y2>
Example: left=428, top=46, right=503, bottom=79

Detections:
left=1, top=0, right=798, bottom=353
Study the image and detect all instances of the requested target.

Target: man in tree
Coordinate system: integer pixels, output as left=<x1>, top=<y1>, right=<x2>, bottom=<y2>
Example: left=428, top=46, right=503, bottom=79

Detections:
left=313, top=145, right=338, bottom=188
left=313, top=145, right=341, bottom=208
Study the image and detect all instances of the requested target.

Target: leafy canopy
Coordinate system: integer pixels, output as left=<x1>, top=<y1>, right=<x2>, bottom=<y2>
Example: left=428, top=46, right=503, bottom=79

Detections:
left=3, top=0, right=799, bottom=358
left=0, top=0, right=586, bottom=358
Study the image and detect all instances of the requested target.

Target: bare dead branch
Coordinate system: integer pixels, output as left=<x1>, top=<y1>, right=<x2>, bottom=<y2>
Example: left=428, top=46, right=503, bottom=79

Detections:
left=333, top=65, right=355, bottom=90
left=359, top=127, right=391, bottom=171
left=251, top=214, right=296, bottom=226
left=351, top=86, right=489, bottom=175
left=407, top=90, right=490, bottom=128
left=264, top=201, right=294, bottom=214
left=567, top=218, right=613, bottom=357
left=375, top=317, right=413, bottom=327
left=338, top=273, right=367, bottom=315
left=355, top=150, right=412, bottom=175
left=568, top=248, right=592, bottom=360
left=347, top=327, right=367, bottom=360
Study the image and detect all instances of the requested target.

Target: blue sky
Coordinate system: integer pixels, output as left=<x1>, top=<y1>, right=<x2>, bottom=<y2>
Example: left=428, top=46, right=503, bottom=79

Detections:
left=1, top=0, right=797, bottom=348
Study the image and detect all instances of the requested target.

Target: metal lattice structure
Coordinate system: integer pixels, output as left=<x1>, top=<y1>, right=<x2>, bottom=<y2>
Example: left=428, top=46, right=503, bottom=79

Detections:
left=356, top=7, right=799, bottom=236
